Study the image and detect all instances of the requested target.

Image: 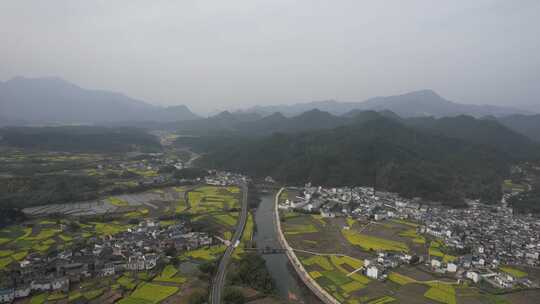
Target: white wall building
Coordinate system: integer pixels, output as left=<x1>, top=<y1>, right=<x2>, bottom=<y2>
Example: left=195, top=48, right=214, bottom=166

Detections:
left=447, top=263, right=457, bottom=273
left=366, top=266, right=380, bottom=279
left=466, top=271, right=480, bottom=283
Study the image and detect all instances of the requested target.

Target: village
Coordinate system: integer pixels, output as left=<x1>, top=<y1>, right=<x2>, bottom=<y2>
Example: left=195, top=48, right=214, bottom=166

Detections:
left=0, top=168, right=250, bottom=304
left=0, top=217, right=214, bottom=303
left=279, top=183, right=540, bottom=293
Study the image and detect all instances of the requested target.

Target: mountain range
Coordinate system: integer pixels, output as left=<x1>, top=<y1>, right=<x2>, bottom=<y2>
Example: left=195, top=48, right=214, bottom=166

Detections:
left=186, top=115, right=517, bottom=205
left=0, top=77, right=199, bottom=125
left=245, top=90, right=532, bottom=118
left=496, top=114, right=540, bottom=142
left=1, top=77, right=538, bottom=139
left=170, top=106, right=540, bottom=149
left=176, top=108, right=540, bottom=205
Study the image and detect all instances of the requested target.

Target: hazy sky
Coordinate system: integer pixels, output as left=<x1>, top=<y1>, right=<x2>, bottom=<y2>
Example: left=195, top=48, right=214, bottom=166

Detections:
left=1, top=1, right=539, bottom=114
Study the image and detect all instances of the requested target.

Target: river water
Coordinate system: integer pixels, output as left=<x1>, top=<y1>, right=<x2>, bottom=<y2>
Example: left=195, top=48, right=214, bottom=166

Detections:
left=254, top=193, right=322, bottom=303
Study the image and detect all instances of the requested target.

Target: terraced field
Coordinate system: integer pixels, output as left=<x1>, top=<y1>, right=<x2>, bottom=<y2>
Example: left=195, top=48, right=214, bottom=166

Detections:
left=22, top=186, right=184, bottom=217
left=281, top=212, right=515, bottom=304
left=1, top=184, right=245, bottom=303
left=299, top=253, right=370, bottom=302
left=186, top=185, right=242, bottom=241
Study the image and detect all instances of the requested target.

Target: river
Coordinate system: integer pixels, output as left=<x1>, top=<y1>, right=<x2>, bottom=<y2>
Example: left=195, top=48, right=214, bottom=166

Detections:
left=254, top=192, right=322, bottom=303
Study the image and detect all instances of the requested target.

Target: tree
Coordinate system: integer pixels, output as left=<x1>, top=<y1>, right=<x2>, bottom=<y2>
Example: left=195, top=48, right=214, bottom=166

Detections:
left=223, top=287, right=245, bottom=304
left=228, top=253, right=276, bottom=294
left=188, top=291, right=207, bottom=304
left=199, top=261, right=217, bottom=275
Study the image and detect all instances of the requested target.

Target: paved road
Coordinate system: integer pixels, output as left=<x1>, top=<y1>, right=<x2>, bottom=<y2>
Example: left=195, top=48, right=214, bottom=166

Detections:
left=210, top=183, right=249, bottom=304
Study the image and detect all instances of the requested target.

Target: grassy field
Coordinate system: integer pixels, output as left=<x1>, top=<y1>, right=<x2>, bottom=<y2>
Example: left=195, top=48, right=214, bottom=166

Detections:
left=388, top=271, right=457, bottom=304
left=93, top=221, right=132, bottom=235
left=243, top=213, right=254, bottom=242
left=303, top=256, right=334, bottom=271
left=388, top=272, right=417, bottom=285
left=118, top=275, right=137, bottom=290
left=424, top=283, right=456, bottom=304
left=30, top=293, right=47, bottom=304
left=301, top=254, right=370, bottom=302
left=108, top=197, right=129, bottom=207
left=120, top=282, right=179, bottom=304
left=23, top=227, right=61, bottom=241
left=187, top=185, right=243, bottom=252
left=214, top=213, right=237, bottom=227
left=188, top=186, right=240, bottom=214
left=366, top=296, right=396, bottom=304
left=182, top=245, right=226, bottom=261
left=342, top=229, right=409, bottom=252
left=398, top=228, right=426, bottom=244
left=500, top=266, right=527, bottom=278
left=284, top=223, right=318, bottom=235
left=390, top=219, right=419, bottom=228
left=429, top=241, right=456, bottom=263
left=153, top=265, right=187, bottom=284
left=83, top=288, right=104, bottom=300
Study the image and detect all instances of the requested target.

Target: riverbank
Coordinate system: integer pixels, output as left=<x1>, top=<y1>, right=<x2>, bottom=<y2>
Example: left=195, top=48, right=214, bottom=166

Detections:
left=253, top=191, right=322, bottom=303
left=273, top=188, right=341, bottom=304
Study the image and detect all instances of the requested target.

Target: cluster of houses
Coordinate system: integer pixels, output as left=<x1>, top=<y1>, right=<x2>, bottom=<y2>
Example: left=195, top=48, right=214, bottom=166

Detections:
left=417, top=202, right=540, bottom=268
left=205, top=171, right=248, bottom=186
left=427, top=256, right=538, bottom=289
left=0, top=219, right=213, bottom=303
left=280, top=184, right=540, bottom=290
left=363, top=252, right=421, bottom=280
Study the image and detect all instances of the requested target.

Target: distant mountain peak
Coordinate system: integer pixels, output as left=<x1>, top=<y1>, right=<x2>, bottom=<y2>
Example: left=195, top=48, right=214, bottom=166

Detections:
left=266, top=112, right=286, bottom=119
left=8, top=76, right=73, bottom=85
left=245, top=90, right=528, bottom=118
left=214, top=110, right=233, bottom=118
left=405, top=89, right=441, bottom=98
left=0, top=76, right=199, bottom=124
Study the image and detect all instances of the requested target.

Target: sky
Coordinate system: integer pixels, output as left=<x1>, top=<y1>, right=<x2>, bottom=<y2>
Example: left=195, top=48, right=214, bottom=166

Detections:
left=1, top=1, right=539, bottom=114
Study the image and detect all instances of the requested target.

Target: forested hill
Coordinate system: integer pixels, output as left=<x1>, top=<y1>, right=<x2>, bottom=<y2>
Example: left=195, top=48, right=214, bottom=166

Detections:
left=496, top=114, right=540, bottom=142
left=0, top=126, right=162, bottom=153
left=186, top=117, right=513, bottom=206
left=404, top=115, right=540, bottom=159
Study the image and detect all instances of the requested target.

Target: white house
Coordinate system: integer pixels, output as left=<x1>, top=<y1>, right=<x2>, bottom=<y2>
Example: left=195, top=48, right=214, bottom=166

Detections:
left=320, top=209, right=335, bottom=218
left=15, top=285, right=31, bottom=298
left=51, top=277, right=69, bottom=291
left=494, top=275, right=513, bottom=288
left=374, top=214, right=385, bottom=221
left=14, top=286, right=30, bottom=299
left=0, top=289, right=14, bottom=304
left=144, top=254, right=158, bottom=270
left=99, top=264, right=116, bottom=277
left=31, top=280, right=51, bottom=292
left=366, top=265, right=380, bottom=279
left=431, top=259, right=442, bottom=268
left=447, top=263, right=457, bottom=273
left=466, top=271, right=480, bottom=283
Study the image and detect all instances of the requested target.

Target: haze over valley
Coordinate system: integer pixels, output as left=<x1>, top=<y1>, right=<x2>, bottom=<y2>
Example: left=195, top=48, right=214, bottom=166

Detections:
left=1, top=2, right=540, bottom=304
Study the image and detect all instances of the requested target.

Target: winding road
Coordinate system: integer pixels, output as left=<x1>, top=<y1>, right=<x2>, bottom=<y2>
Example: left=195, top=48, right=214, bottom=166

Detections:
left=210, top=183, right=249, bottom=304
